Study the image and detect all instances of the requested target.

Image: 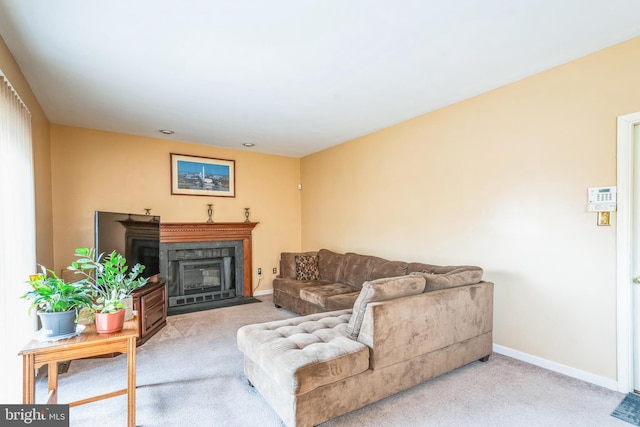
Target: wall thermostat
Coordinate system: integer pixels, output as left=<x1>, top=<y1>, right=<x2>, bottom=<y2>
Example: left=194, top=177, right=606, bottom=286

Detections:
left=587, top=186, right=617, bottom=212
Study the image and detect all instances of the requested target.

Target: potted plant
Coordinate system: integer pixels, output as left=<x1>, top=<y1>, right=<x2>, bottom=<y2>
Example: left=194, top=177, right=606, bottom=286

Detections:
left=68, top=247, right=148, bottom=334
left=21, top=266, right=93, bottom=338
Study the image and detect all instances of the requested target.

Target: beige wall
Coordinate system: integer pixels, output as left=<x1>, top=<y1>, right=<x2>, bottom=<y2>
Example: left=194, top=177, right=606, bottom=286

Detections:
left=50, top=125, right=301, bottom=293
left=301, top=37, right=640, bottom=381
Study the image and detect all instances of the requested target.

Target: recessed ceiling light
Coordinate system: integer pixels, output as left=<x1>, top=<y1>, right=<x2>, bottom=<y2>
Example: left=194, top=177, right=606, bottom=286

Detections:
left=242, top=143, right=255, bottom=147
left=159, top=129, right=174, bottom=135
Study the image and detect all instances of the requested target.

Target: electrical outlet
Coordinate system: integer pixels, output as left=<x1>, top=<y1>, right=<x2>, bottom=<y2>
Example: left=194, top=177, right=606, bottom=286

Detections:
left=273, top=267, right=277, bottom=274
left=257, top=267, right=262, bottom=275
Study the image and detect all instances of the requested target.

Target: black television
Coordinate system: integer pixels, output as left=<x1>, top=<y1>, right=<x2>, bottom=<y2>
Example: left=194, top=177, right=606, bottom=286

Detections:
left=94, top=211, right=161, bottom=281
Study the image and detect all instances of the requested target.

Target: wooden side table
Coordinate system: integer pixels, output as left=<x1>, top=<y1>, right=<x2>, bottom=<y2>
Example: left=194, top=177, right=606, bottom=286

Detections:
left=19, top=317, right=139, bottom=427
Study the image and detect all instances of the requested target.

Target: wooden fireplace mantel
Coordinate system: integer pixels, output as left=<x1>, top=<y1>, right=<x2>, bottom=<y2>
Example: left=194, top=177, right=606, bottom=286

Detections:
left=160, top=222, right=259, bottom=296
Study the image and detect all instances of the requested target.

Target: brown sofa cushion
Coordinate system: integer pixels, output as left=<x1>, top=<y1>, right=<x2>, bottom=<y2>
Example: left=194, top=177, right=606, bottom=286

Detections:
left=410, top=266, right=483, bottom=291
left=346, top=275, right=426, bottom=338
left=295, top=255, right=320, bottom=280
left=273, top=278, right=328, bottom=298
left=340, top=253, right=371, bottom=289
left=299, top=283, right=357, bottom=308
left=325, top=291, right=360, bottom=311
left=366, top=257, right=408, bottom=281
left=318, top=249, right=344, bottom=282
left=407, top=262, right=480, bottom=276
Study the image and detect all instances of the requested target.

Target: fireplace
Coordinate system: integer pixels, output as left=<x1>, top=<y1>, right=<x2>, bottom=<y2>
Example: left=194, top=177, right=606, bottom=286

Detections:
left=159, top=222, right=258, bottom=315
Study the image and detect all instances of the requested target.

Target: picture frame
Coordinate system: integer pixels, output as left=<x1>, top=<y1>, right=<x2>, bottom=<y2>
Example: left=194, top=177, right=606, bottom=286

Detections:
left=170, top=153, right=235, bottom=197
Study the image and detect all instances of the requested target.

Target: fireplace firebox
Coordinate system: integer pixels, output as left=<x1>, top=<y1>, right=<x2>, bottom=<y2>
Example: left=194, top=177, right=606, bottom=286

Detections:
left=174, top=256, right=234, bottom=303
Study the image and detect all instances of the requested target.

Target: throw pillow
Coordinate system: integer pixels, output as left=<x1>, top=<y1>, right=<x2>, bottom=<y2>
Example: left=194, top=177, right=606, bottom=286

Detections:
left=295, top=255, right=320, bottom=281
left=280, top=251, right=317, bottom=279
left=346, top=275, right=426, bottom=339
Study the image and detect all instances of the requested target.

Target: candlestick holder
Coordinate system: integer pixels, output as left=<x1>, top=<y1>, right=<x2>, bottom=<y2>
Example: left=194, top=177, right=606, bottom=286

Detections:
left=244, top=207, right=250, bottom=223
left=207, top=204, right=214, bottom=223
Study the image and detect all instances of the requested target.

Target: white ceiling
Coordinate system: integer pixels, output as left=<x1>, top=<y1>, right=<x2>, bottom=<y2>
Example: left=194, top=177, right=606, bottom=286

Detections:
left=1, top=1, right=640, bottom=158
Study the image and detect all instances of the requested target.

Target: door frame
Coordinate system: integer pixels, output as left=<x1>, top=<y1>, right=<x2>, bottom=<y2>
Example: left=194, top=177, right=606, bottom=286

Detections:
left=616, top=112, right=640, bottom=393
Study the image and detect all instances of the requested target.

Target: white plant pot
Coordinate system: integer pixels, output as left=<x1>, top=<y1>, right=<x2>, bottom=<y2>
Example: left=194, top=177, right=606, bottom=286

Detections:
left=122, top=296, right=134, bottom=321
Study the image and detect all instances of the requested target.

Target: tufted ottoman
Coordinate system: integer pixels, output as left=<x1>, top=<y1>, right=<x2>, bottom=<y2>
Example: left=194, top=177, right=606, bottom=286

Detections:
left=237, top=309, right=369, bottom=395
left=237, top=309, right=370, bottom=426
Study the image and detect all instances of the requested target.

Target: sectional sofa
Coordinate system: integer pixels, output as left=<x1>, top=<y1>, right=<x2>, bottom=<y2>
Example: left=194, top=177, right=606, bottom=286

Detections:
left=237, top=249, right=494, bottom=426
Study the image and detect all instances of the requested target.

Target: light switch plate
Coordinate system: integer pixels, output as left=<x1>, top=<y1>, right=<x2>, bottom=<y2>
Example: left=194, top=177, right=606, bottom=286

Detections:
left=597, top=211, right=611, bottom=226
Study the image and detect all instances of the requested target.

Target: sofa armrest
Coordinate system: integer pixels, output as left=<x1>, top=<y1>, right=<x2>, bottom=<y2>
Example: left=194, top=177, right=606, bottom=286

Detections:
left=357, top=281, right=493, bottom=370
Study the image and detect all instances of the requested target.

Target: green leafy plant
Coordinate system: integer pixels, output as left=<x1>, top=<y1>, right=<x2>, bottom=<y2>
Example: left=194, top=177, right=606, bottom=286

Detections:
left=21, top=265, right=93, bottom=313
left=68, top=247, right=148, bottom=314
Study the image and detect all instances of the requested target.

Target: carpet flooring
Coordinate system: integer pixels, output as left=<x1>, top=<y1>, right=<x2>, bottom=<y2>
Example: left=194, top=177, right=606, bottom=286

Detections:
left=36, top=294, right=629, bottom=427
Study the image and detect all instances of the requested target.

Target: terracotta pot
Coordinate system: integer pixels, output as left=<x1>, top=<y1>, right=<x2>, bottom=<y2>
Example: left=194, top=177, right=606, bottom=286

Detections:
left=94, top=309, right=125, bottom=334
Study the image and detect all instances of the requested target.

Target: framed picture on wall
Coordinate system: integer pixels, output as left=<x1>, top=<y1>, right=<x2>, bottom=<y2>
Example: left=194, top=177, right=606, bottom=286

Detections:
left=170, top=153, right=236, bottom=197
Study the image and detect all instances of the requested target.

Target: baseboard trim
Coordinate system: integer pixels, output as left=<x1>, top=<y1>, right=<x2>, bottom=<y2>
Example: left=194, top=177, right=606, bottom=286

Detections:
left=253, top=289, right=274, bottom=297
left=492, top=344, right=618, bottom=391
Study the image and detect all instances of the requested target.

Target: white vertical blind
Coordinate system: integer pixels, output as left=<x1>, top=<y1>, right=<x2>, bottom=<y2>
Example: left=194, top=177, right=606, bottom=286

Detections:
left=0, top=72, right=35, bottom=403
